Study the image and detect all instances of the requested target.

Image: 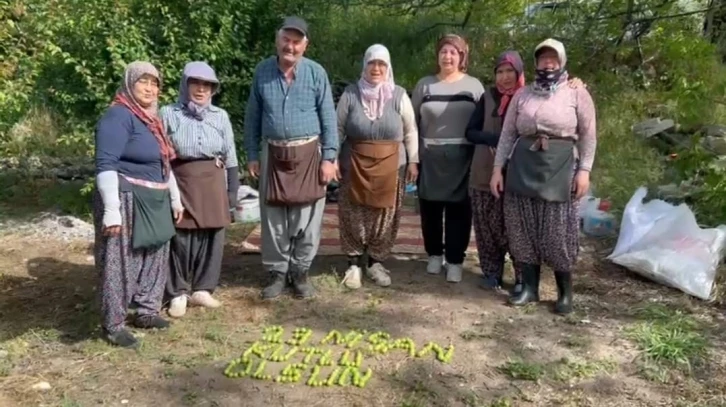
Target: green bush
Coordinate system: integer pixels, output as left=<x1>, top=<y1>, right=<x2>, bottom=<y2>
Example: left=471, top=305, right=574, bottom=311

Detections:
left=2, top=0, right=725, bottom=224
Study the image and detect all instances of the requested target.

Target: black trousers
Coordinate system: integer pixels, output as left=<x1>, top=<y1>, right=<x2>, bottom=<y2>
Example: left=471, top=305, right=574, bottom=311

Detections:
left=418, top=197, right=472, bottom=265
left=167, top=228, right=225, bottom=297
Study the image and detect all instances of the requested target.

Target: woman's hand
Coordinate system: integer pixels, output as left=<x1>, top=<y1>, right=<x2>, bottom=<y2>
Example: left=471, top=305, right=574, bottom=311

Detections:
left=173, top=208, right=184, bottom=224
left=568, top=77, right=587, bottom=89
left=573, top=170, right=590, bottom=199
left=405, top=163, right=419, bottom=184
left=490, top=168, right=504, bottom=199
left=102, top=225, right=122, bottom=237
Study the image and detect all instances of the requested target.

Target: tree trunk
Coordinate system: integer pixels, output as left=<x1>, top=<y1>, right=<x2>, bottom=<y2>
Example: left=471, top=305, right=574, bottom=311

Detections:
left=704, top=0, right=726, bottom=61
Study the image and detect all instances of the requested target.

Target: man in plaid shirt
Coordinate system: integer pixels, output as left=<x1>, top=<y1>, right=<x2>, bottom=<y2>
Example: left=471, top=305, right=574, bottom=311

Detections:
left=244, top=16, right=338, bottom=300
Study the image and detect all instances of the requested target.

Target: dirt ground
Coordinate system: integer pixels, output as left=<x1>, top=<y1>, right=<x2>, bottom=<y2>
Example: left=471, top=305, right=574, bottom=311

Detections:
left=1, top=222, right=726, bottom=407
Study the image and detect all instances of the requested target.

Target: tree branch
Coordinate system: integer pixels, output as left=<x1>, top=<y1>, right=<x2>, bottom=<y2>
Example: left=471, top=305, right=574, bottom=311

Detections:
left=582, top=0, right=609, bottom=38
left=417, top=21, right=465, bottom=34
left=635, top=7, right=713, bottom=22
left=417, top=0, right=477, bottom=34
left=597, top=5, right=712, bottom=22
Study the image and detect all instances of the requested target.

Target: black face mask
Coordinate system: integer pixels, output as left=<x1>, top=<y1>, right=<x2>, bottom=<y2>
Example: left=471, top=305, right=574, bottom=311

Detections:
left=534, top=68, right=564, bottom=91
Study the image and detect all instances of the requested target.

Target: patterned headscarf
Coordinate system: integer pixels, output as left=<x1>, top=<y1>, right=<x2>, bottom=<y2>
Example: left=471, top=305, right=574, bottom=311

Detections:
left=494, top=50, right=525, bottom=117
left=111, top=61, right=176, bottom=176
left=436, top=34, right=469, bottom=73
left=532, top=38, right=569, bottom=95
left=358, top=44, right=395, bottom=120
left=178, top=61, right=220, bottom=121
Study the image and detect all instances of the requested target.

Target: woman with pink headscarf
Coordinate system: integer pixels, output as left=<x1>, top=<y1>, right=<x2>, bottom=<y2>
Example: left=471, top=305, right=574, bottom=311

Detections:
left=467, top=50, right=584, bottom=296
left=336, top=44, right=419, bottom=289
left=466, top=51, right=527, bottom=294
left=490, top=39, right=595, bottom=315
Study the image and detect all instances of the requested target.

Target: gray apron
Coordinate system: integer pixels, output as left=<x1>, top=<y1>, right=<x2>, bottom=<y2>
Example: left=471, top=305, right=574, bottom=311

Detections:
left=505, top=135, right=575, bottom=202
left=418, top=138, right=473, bottom=202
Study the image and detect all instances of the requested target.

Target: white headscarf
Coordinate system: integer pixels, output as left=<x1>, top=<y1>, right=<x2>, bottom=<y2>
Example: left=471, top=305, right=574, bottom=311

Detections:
left=358, top=44, right=395, bottom=120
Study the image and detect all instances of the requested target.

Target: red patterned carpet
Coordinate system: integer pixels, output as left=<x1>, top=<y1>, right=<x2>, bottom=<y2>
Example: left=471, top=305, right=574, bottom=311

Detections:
left=241, top=204, right=478, bottom=255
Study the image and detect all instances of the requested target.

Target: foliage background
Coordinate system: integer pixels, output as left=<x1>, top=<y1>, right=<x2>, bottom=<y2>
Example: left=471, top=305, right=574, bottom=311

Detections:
left=2, top=0, right=726, bottom=224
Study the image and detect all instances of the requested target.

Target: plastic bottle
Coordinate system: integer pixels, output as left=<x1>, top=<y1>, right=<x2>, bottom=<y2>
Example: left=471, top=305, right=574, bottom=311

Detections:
left=583, top=199, right=616, bottom=237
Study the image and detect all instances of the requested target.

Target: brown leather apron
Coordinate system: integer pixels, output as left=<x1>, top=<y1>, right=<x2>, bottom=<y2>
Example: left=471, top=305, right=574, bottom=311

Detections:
left=265, top=137, right=326, bottom=206
left=505, top=135, right=575, bottom=203
left=348, top=140, right=400, bottom=208
left=172, top=159, right=230, bottom=229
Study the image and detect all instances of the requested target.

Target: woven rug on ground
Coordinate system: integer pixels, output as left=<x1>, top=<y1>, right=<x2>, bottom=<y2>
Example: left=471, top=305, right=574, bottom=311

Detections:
left=241, top=204, right=478, bottom=256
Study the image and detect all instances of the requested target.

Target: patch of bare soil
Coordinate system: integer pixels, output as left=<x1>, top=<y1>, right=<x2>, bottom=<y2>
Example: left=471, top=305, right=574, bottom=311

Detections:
left=0, top=226, right=725, bottom=407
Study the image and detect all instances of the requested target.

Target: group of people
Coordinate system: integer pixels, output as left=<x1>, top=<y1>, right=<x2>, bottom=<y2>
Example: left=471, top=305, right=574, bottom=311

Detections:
left=93, top=15, right=597, bottom=348
left=94, top=59, right=238, bottom=348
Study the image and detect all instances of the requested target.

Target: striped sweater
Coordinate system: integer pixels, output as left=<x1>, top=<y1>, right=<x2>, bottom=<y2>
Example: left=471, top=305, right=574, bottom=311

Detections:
left=160, top=103, right=238, bottom=168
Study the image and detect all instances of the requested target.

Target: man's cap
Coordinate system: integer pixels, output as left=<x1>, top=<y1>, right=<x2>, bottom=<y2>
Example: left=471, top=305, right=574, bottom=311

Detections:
left=280, top=16, right=308, bottom=37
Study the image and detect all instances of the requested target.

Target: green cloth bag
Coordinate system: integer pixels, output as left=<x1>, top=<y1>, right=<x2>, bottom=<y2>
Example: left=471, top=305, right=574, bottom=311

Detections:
left=130, top=184, right=176, bottom=250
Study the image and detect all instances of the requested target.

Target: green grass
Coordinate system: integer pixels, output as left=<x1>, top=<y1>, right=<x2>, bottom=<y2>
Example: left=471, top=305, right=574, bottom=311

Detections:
left=498, top=359, right=546, bottom=381
left=499, top=356, right=618, bottom=383
left=0, top=172, right=91, bottom=222
left=592, top=90, right=667, bottom=215
left=562, top=334, right=592, bottom=349
left=398, top=380, right=440, bottom=407
left=552, top=357, right=617, bottom=382
left=461, top=394, right=514, bottom=407
left=626, top=303, right=709, bottom=378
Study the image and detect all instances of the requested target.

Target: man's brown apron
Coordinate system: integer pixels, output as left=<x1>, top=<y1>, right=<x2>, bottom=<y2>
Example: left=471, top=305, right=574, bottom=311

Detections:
left=172, top=159, right=230, bottom=229
left=347, top=140, right=400, bottom=209
left=505, top=135, right=575, bottom=203
left=265, top=137, right=326, bottom=206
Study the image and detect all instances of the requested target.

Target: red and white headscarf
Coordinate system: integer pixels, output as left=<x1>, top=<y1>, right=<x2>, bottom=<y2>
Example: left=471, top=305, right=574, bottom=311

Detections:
left=111, top=61, right=176, bottom=176
left=494, top=50, right=525, bottom=117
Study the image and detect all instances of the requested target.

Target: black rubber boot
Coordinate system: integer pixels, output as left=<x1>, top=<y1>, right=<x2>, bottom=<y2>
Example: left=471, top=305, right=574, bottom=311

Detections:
left=104, top=328, right=139, bottom=349
left=479, top=273, right=502, bottom=290
left=510, top=261, right=524, bottom=296
left=291, top=270, right=315, bottom=299
left=133, top=314, right=170, bottom=330
left=508, top=264, right=540, bottom=306
left=554, top=271, right=573, bottom=315
left=261, top=272, right=287, bottom=300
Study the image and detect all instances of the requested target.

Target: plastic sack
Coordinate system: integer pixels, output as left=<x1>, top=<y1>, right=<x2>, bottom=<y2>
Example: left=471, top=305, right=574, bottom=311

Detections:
left=234, top=185, right=261, bottom=223
left=607, top=187, right=726, bottom=300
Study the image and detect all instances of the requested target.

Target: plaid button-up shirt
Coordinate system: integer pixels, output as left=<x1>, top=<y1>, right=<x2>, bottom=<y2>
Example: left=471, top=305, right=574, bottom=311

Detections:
left=243, top=56, right=338, bottom=162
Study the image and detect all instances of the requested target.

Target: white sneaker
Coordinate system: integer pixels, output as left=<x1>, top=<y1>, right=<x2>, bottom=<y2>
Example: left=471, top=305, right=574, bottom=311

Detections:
left=190, top=291, right=221, bottom=308
left=168, top=295, right=187, bottom=318
left=341, top=265, right=362, bottom=289
left=367, top=263, right=391, bottom=287
left=427, top=255, right=444, bottom=274
left=446, top=263, right=463, bottom=283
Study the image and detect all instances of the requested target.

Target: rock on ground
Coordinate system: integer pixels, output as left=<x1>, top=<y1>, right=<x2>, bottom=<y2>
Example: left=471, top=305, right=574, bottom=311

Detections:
left=0, top=212, right=94, bottom=242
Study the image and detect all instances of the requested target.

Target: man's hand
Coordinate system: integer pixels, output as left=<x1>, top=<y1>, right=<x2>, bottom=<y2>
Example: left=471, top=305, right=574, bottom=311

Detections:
left=405, top=163, right=418, bottom=184
left=247, top=161, right=260, bottom=179
left=320, top=160, right=338, bottom=185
